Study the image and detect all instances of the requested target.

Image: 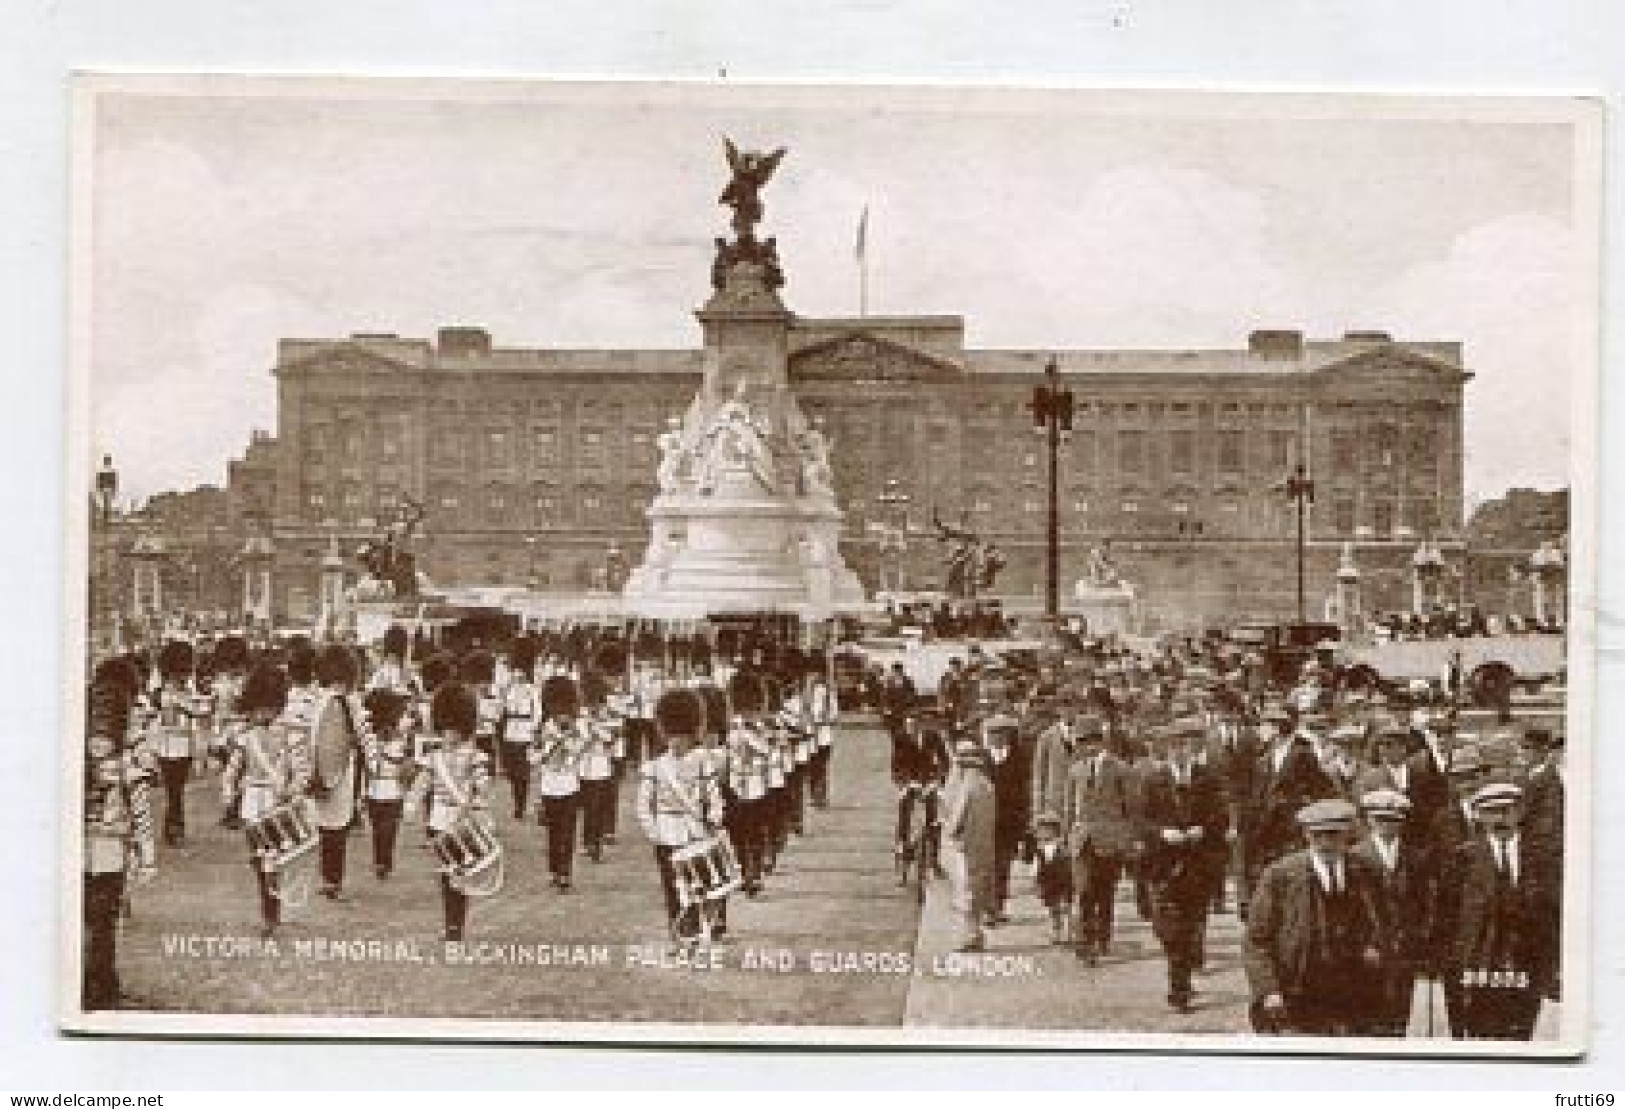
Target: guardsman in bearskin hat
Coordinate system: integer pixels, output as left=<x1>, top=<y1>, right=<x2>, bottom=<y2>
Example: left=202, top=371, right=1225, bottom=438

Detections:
left=577, top=667, right=618, bottom=864
left=209, top=633, right=250, bottom=771
left=368, top=624, right=416, bottom=695
left=407, top=681, right=493, bottom=942
left=83, top=677, right=155, bottom=1009
left=780, top=672, right=813, bottom=838
left=362, top=689, right=414, bottom=880
left=806, top=657, right=839, bottom=810
left=498, top=639, right=540, bottom=819
left=638, top=687, right=725, bottom=946
left=460, top=649, right=501, bottom=763
left=725, top=671, right=773, bottom=897
left=1433, top=781, right=1560, bottom=1040
left=226, top=662, right=309, bottom=937
left=150, top=639, right=199, bottom=847
left=761, top=675, right=793, bottom=872
left=309, top=642, right=365, bottom=900
left=592, top=639, right=633, bottom=845
left=530, top=673, right=585, bottom=891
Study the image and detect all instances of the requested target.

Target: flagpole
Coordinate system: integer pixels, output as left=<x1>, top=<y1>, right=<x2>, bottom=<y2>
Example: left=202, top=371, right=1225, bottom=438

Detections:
left=856, top=204, right=869, bottom=317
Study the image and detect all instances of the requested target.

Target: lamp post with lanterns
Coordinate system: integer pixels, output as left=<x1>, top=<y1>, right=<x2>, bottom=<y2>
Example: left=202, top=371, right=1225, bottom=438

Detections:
left=1029, top=357, right=1074, bottom=626
left=92, top=454, right=119, bottom=647
left=1282, top=462, right=1316, bottom=624
left=875, top=477, right=912, bottom=594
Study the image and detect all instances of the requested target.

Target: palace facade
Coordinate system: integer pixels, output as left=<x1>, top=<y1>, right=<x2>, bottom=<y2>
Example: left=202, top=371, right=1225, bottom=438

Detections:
left=241, top=314, right=1469, bottom=629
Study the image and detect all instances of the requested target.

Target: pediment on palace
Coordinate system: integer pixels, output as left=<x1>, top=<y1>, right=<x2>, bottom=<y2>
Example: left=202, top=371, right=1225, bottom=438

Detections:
left=788, top=333, right=965, bottom=385
left=1310, top=346, right=1469, bottom=384
left=277, top=345, right=421, bottom=378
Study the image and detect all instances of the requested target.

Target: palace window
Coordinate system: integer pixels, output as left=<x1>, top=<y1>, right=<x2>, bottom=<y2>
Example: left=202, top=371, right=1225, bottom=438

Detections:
left=1267, top=431, right=1297, bottom=472
left=532, top=427, right=561, bottom=470
left=1118, top=431, right=1146, bottom=475
left=1331, top=429, right=1359, bottom=472
left=1216, top=430, right=1244, bottom=475
left=1169, top=430, right=1196, bottom=476
left=485, top=429, right=511, bottom=469
left=1332, top=497, right=1356, bottom=535
left=579, top=429, right=606, bottom=471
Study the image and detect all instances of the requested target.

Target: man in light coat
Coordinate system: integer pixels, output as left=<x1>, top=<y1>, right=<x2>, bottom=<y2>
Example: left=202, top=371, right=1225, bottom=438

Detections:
left=941, top=739, right=997, bottom=953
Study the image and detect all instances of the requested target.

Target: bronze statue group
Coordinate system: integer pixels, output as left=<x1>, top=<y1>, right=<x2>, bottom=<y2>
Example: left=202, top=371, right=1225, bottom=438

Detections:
left=883, top=634, right=1563, bottom=1041
left=80, top=623, right=842, bottom=1010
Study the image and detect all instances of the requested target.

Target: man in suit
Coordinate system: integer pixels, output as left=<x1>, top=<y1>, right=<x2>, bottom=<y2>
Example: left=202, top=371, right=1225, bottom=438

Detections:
left=1244, top=798, right=1394, bottom=1035
left=1243, top=703, right=1337, bottom=916
left=983, top=714, right=1030, bottom=924
left=1140, top=717, right=1229, bottom=1013
left=1029, top=701, right=1077, bottom=838
left=1434, top=782, right=1560, bottom=1040
left=1063, top=720, right=1138, bottom=963
left=1352, top=788, right=1434, bottom=1035
left=941, top=740, right=998, bottom=953
left=1202, top=687, right=1259, bottom=916
left=1406, top=696, right=1456, bottom=841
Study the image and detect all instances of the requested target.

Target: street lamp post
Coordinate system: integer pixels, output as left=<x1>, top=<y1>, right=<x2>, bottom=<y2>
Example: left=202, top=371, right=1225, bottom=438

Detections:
left=1283, top=462, right=1316, bottom=624
left=92, top=455, right=119, bottom=647
left=1029, top=357, right=1074, bottom=626
left=875, top=477, right=912, bottom=594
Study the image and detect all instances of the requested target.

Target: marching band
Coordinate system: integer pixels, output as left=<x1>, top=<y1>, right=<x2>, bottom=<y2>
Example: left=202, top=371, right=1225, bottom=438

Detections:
left=80, top=618, right=1565, bottom=1042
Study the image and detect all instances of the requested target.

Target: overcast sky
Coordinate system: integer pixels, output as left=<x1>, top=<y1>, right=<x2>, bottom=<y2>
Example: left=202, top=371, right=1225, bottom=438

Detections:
left=86, top=81, right=1590, bottom=507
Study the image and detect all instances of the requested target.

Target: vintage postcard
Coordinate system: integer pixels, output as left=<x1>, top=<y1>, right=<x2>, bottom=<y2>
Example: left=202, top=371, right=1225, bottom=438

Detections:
left=61, top=75, right=1599, bottom=1054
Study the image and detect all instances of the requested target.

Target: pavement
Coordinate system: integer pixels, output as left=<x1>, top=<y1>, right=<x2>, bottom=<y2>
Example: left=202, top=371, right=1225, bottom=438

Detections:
left=109, top=716, right=1254, bottom=1033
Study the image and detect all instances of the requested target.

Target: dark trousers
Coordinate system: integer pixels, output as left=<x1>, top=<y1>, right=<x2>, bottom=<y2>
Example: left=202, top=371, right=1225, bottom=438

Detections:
left=606, top=757, right=624, bottom=836
left=809, top=745, right=832, bottom=807
left=318, top=827, right=348, bottom=892
left=500, top=743, right=530, bottom=817
left=787, top=763, right=806, bottom=834
left=249, top=858, right=279, bottom=927
left=540, top=793, right=578, bottom=881
left=895, top=786, right=940, bottom=849
left=580, top=777, right=612, bottom=855
left=767, top=786, right=789, bottom=862
left=654, top=844, right=698, bottom=940
left=82, top=871, right=125, bottom=1010
left=1458, top=984, right=1543, bottom=1040
left=729, top=796, right=767, bottom=888
left=1151, top=881, right=1208, bottom=1004
left=1072, top=848, right=1123, bottom=952
left=993, top=835, right=1019, bottom=911
left=158, top=757, right=189, bottom=843
left=439, top=873, right=468, bottom=940
left=367, top=798, right=403, bottom=875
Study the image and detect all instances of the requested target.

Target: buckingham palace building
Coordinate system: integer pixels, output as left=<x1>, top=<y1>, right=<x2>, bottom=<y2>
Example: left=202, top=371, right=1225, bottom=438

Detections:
left=245, top=316, right=1469, bottom=630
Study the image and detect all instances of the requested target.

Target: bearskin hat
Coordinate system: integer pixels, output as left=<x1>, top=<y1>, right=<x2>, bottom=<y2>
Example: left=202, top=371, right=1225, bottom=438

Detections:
left=540, top=674, right=581, bottom=720
left=761, top=674, right=784, bottom=715
left=420, top=651, right=454, bottom=693
left=508, top=633, right=539, bottom=677
left=580, top=669, right=610, bottom=709
left=87, top=678, right=132, bottom=745
left=697, top=683, right=728, bottom=739
left=315, top=642, right=361, bottom=688
left=431, top=681, right=478, bottom=736
left=592, top=638, right=628, bottom=680
left=654, top=687, right=705, bottom=740
left=156, top=639, right=195, bottom=681
left=213, top=634, right=249, bottom=674
left=363, top=688, right=410, bottom=734
left=381, top=623, right=410, bottom=661
left=459, top=648, right=495, bottom=687
left=92, top=656, right=143, bottom=702
left=285, top=636, right=316, bottom=686
left=727, top=670, right=765, bottom=716
left=237, top=662, right=289, bottom=716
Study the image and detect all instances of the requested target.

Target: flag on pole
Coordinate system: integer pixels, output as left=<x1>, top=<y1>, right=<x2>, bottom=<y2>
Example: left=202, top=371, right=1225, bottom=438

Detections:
left=855, top=204, right=869, bottom=262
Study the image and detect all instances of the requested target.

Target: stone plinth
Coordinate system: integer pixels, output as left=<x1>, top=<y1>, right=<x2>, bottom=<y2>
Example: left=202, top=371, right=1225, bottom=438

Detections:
left=1071, top=581, right=1138, bottom=637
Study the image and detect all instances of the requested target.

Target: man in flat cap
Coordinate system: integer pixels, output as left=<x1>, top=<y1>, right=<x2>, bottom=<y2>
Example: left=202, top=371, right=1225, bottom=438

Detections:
left=1353, top=788, right=1433, bottom=1035
left=1063, top=714, right=1137, bottom=963
left=1433, top=781, right=1560, bottom=1040
left=1244, top=798, right=1393, bottom=1036
left=1138, top=716, right=1229, bottom=1013
left=1242, top=702, right=1337, bottom=920
left=940, top=739, right=997, bottom=952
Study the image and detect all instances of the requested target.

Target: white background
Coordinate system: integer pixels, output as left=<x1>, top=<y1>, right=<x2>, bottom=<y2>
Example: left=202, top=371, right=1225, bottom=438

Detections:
left=2, top=0, right=1619, bottom=1091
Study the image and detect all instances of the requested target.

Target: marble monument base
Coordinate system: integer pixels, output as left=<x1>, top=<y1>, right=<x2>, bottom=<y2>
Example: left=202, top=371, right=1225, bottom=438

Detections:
left=1071, top=581, right=1138, bottom=637
left=623, top=492, right=865, bottom=619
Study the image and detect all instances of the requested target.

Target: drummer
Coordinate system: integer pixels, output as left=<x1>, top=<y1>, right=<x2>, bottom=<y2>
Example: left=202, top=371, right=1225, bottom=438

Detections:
left=410, top=681, right=494, bottom=943
left=637, top=687, right=726, bottom=947
left=224, top=662, right=308, bottom=939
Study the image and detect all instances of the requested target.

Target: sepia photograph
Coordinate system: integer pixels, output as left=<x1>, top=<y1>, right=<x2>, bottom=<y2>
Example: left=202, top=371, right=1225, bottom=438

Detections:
left=62, top=76, right=1599, bottom=1053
